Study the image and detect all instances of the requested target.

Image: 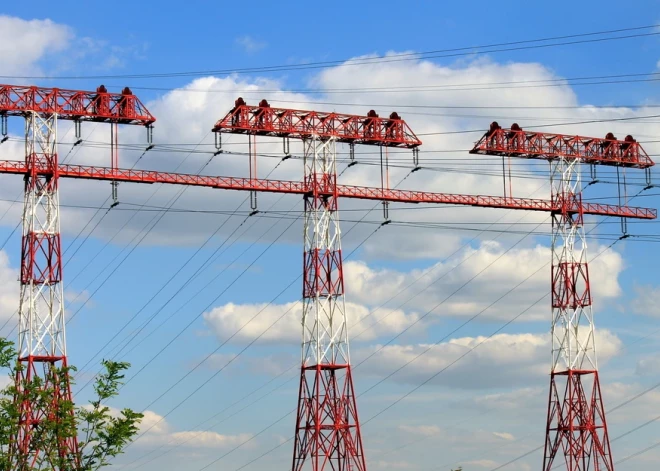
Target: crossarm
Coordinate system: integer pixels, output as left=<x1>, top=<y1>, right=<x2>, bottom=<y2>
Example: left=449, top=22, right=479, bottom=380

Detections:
left=212, top=103, right=422, bottom=148
left=0, top=84, right=155, bottom=126
left=0, top=161, right=654, bottom=219
left=470, top=126, right=654, bottom=169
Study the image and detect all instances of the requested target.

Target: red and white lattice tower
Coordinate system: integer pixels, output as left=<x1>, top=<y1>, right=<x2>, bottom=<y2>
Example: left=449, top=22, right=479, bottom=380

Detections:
left=12, top=111, right=80, bottom=469
left=544, top=149, right=613, bottom=471
left=0, top=95, right=655, bottom=470
left=470, top=124, right=656, bottom=470
left=293, top=136, right=366, bottom=471
left=0, top=84, right=155, bottom=470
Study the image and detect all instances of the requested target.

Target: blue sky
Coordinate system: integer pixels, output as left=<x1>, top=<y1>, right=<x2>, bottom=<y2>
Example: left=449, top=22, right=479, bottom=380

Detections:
left=1, top=2, right=660, bottom=471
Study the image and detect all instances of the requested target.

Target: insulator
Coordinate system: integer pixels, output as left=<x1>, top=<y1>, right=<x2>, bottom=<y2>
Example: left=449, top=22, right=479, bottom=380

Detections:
left=0, top=115, right=7, bottom=143
left=283, top=137, right=290, bottom=156
left=74, top=120, right=82, bottom=146
left=250, top=191, right=258, bottom=211
left=382, top=200, right=390, bottom=223
left=412, top=147, right=420, bottom=169
left=349, top=142, right=355, bottom=161
left=645, top=168, right=653, bottom=190
left=111, top=181, right=119, bottom=208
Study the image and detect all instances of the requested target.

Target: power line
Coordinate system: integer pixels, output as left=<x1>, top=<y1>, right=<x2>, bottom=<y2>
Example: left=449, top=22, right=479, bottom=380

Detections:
left=4, top=25, right=656, bottom=80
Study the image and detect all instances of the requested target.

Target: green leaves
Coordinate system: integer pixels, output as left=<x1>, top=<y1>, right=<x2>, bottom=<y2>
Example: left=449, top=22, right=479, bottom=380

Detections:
left=79, top=359, right=143, bottom=470
left=0, top=338, right=143, bottom=471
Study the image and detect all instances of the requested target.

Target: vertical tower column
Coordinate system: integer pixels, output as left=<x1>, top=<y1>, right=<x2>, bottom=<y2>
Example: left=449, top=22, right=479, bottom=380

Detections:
left=543, top=154, right=614, bottom=471
left=292, top=137, right=367, bottom=471
left=10, top=111, right=80, bottom=469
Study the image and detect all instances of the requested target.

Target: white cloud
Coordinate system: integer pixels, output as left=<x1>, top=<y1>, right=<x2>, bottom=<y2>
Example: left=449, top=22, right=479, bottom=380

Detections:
left=355, top=330, right=622, bottom=389
left=631, top=285, right=660, bottom=318
left=0, top=15, right=72, bottom=76
left=398, top=424, right=442, bottom=437
left=135, top=409, right=253, bottom=450
left=344, top=241, right=623, bottom=322
left=0, top=51, right=651, bottom=260
left=493, top=432, right=515, bottom=441
left=202, top=240, right=623, bottom=349
left=235, top=35, right=267, bottom=53
left=203, top=300, right=421, bottom=345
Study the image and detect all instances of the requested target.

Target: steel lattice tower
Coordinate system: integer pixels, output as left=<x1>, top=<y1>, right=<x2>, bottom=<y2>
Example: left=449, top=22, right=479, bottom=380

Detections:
left=293, top=137, right=366, bottom=471
left=10, top=111, right=81, bottom=469
left=0, top=92, right=655, bottom=470
left=543, top=152, right=613, bottom=471
left=0, top=84, right=155, bottom=470
left=470, top=123, right=655, bottom=470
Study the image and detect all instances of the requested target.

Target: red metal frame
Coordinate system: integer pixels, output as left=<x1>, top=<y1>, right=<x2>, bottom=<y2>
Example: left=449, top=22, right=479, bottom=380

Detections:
left=213, top=103, right=422, bottom=148
left=0, top=83, right=154, bottom=470
left=10, top=356, right=80, bottom=469
left=544, top=370, right=613, bottom=471
left=470, top=122, right=649, bottom=471
left=0, top=162, right=654, bottom=220
left=0, top=94, right=656, bottom=471
left=470, top=126, right=654, bottom=169
left=0, top=84, right=155, bottom=126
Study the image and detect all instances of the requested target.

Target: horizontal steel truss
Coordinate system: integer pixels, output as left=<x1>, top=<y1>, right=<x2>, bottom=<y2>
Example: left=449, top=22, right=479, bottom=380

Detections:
left=0, top=161, right=654, bottom=219
left=0, top=84, right=155, bottom=125
left=213, top=104, right=422, bottom=148
left=470, top=127, right=654, bottom=169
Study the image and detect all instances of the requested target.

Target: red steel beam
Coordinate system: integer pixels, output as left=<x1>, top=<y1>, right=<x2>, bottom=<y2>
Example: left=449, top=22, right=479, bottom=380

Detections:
left=212, top=102, right=422, bottom=148
left=470, top=125, right=654, bottom=169
left=0, top=161, right=654, bottom=220
left=0, top=84, right=155, bottom=126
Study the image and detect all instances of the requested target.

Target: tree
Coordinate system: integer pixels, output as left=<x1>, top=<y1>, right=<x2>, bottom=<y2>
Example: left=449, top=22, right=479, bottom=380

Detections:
left=0, top=338, right=143, bottom=470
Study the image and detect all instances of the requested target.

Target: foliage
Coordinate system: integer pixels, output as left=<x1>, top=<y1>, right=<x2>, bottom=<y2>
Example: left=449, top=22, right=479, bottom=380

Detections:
left=0, top=338, right=143, bottom=470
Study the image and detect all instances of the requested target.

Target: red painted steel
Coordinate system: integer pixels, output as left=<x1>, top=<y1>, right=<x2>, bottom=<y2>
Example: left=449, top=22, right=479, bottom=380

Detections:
left=212, top=102, right=421, bottom=148
left=0, top=161, right=654, bottom=219
left=0, top=84, right=155, bottom=470
left=10, top=357, right=80, bottom=469
left=544, top=371, right=613, bottom=471
left=0, top=84, right=155, bottom=125
left=472, top=122, right=635, bottom=470
left=470, top=125, right=654, bottom=168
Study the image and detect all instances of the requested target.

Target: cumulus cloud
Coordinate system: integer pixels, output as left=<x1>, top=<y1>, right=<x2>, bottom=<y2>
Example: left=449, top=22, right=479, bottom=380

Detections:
left=0, top=15, right=72, bottom=76
left=354, top=330, right=622, bottom=389
left=0, top=51, right=653, bottom=261
left=203, top=300, right=421, bottom=345
left=135, top=409, right=253, bottom=449
left=344, top=241, right=623, bottom=322
left=202, top=239, right=623, bottom=349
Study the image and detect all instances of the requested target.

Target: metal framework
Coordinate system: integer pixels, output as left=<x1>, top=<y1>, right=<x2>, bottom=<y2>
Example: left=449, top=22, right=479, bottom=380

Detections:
left=0, top=161, right=653, bottom=219
left=212, top=103, right=422, bottom=148
left=291, top=137, right=366, bottom=471
left=471, top=124, right=655, bottom=471
left=0, top=84, right=154, bottom=470
left=0, top=95, right=655, bottom=471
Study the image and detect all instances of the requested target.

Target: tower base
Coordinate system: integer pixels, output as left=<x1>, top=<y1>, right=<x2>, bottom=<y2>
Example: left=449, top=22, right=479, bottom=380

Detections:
left=543, top=370, right=614, bottom=471
left=9, top=356, right=80, bottom=470
left=292, top=364, right=366, bottom=471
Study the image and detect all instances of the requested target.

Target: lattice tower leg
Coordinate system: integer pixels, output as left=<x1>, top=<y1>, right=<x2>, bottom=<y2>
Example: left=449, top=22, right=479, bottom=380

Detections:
left=9, top=112, right=80, bottom=470
left=543, top=155, right=614, bottom=471
left=292, top=137, right=367, bottom=471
